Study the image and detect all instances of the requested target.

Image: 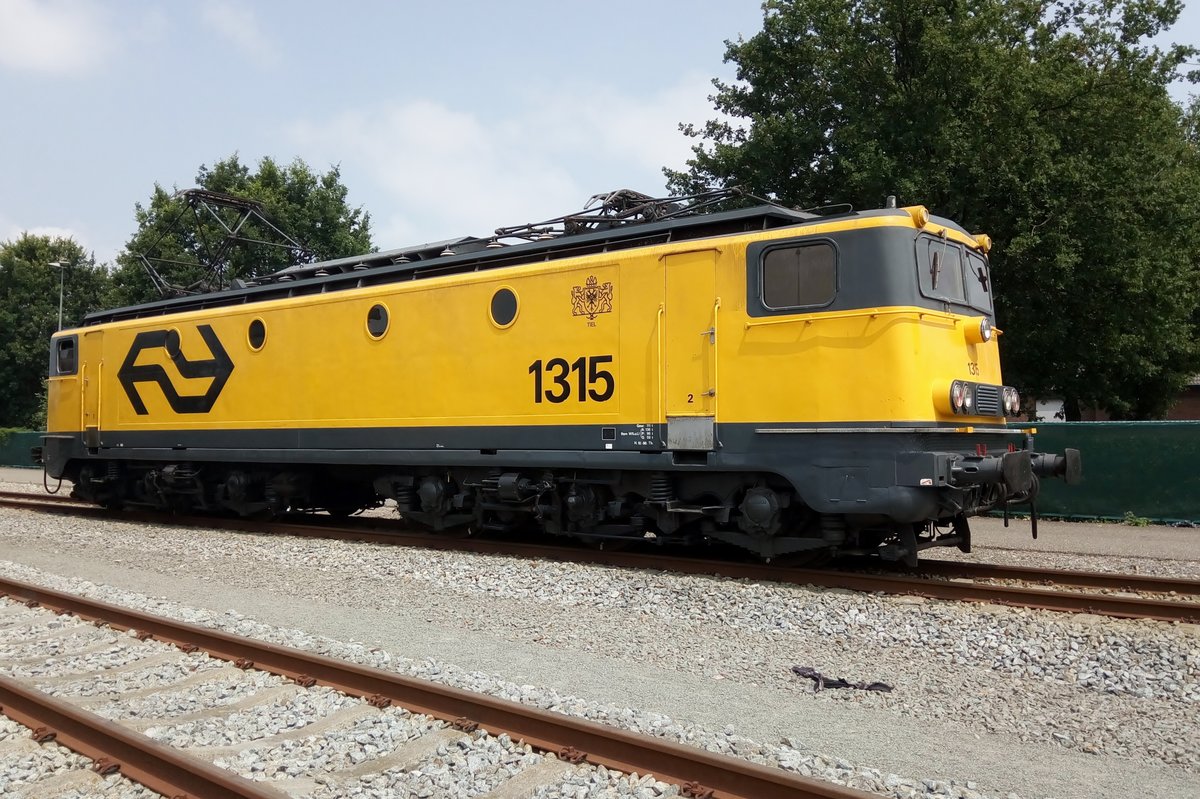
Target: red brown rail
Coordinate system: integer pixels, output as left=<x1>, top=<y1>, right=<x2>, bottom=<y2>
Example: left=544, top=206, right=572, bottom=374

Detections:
left=5, top=493, right=1200, bottom=622
left=0, top=489, right=86, bottom=507
left=910, top=559, right=1200, bottom=596
left=0, top=576, right=871, bottom=799
left=0, top=674, right=286, bottom=798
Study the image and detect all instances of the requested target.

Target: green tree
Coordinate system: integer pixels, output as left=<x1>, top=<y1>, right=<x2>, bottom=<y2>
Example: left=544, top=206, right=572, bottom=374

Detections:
left=668, top=0, right=1200, bottom=419
left=107, top=154, right=373, bottom=308
left=0, top=235, right=111, bottom=427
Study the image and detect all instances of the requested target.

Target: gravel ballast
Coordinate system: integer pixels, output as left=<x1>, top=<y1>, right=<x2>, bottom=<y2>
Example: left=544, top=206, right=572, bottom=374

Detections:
left=91, top=668, right=282, bottom=721
left=0, top=713, right=160, bottom=798
left=2, top=590, right=1012, bottom=799
left=2, top=504, right=1198, bottom=798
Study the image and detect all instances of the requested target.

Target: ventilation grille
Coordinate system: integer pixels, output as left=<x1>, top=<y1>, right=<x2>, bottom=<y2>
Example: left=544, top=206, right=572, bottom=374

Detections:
left=975, top=384, right=1002, bottom=417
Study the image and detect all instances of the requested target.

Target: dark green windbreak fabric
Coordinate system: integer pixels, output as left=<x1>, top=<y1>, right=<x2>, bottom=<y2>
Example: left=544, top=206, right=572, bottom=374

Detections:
left=1027, top=422, right=1200, bottom=523
left=0, top=431, right=43, bottom=468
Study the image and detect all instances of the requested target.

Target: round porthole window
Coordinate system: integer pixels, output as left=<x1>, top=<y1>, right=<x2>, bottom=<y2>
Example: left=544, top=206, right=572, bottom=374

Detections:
left=248, top=319, right=266, bottom=351
left=490, top=287, right=518, bottom=328
left=366, top=304, right=389, bottom=339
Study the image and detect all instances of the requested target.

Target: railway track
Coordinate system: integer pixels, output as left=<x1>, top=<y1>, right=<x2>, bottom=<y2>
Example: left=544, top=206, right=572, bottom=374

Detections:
left=0, top=488, right=84, bottom=508
left=3, top=489, right=1199, bottom=623
left=903, top=558, right=1200, bottom=595
left=0, top=576, right=868, bottom=799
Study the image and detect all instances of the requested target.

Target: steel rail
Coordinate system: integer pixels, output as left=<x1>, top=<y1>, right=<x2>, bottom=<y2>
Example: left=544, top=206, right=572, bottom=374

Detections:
left=6, top=495, right=1200, bottom=622
left=910, top=559, right=1200, bottom=596
left=0, top=576, right=871, bottom=799
left=0, top=489, right=86, bottom=507
left=0, top=674, right=286, bottom=799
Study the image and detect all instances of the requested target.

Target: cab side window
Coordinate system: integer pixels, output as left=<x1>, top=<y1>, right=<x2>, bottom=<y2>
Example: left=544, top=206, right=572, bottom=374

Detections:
left=762, top=242, right=837, bottom=309
left=55, top=337, right=78, bottom=375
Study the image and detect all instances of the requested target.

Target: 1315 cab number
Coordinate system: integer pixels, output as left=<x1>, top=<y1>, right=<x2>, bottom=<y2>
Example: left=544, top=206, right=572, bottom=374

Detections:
left=528, top=355, right=614, bottom=403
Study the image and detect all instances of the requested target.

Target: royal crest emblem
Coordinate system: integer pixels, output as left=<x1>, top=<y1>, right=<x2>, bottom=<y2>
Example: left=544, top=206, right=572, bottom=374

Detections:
left=571, top=275, right=614, bottom=321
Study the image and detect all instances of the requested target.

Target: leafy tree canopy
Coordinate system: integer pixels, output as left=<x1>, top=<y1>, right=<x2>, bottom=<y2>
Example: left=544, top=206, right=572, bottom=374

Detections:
left=0, top=235, right=110, bottom=427
left=108, top=154, right=373, bottom=308
left=668, top=0, right=1200, bottom=419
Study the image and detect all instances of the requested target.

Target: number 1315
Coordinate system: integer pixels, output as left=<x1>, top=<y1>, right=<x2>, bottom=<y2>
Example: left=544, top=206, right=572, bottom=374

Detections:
left=528, top=355, right=614, bottom=403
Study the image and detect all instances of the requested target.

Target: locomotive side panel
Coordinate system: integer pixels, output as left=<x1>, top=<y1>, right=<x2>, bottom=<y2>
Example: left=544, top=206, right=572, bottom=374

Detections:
left=48, top=213, right=1013, bottom=465
left=56, top=254, right=676, bottom=451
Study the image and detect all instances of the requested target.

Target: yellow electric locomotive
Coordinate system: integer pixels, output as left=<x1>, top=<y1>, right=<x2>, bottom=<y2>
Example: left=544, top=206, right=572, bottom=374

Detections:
left=41, top=189, right=1079, bottom=564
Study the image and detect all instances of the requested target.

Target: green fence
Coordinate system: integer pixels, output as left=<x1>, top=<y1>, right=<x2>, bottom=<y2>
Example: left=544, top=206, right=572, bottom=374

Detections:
left=0, top=430, right=42, bottom=469
left=1028, top=422, right=1200, bottom=524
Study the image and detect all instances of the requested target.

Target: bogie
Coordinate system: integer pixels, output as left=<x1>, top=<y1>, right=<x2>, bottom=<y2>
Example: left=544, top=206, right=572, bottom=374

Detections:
left=64, top=457, right=991, bottom=564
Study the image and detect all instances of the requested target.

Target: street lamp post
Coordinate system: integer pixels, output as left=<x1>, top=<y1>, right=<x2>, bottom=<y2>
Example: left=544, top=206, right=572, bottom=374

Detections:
left=48, top=261, right=66, bottom=331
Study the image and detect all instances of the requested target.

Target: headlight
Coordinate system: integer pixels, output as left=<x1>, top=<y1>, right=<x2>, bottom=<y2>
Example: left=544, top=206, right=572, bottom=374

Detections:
left=950, top=381, right=965, bottom=412
left=1003, top=387, right=1020, bottom=415
left=963, top=385, right=974, bottom=412
left=964, top=316, right=994, bottom=345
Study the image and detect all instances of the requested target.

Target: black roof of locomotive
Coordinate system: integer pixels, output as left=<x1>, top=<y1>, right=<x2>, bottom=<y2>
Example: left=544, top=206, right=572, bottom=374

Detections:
left=82, top=202, right=942, bottom=326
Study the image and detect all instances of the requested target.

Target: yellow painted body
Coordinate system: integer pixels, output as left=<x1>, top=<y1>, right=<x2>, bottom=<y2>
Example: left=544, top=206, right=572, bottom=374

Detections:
left=48, top=215, right=1002, bottom=437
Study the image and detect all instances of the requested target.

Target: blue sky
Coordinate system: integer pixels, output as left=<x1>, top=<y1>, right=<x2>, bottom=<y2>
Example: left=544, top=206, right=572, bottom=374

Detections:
left=1, top=0, right=1196, bottom=266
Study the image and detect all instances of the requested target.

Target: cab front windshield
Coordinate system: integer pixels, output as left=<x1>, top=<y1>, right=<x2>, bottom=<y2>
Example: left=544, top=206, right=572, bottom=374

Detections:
left=918, top=234, right=993, bottom=316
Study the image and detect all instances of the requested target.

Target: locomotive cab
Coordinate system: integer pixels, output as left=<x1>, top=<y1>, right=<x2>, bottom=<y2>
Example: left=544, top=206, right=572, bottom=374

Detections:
left=727, top=203, right=1079, bottom=562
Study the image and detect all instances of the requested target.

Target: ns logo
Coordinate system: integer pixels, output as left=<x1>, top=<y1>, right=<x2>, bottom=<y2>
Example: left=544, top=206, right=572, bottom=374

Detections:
left=117, top=325, right=234, bottom=415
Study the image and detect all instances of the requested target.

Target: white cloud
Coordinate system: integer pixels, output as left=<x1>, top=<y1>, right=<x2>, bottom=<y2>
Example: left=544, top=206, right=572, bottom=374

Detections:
left=20, top=224, right=83, bottom=241
left=199, top=1, right=280, bottom=67
left=0, top=0, right=116, bottom=74
left=286, top=73, right=720, bottom=247
left=2, top=211, right=70, bottom=242
left=291, top=100, right=584, bottom=246
left=1, top=210, right=99, bottom=258
left=520, top=73, right=718, bottom=174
